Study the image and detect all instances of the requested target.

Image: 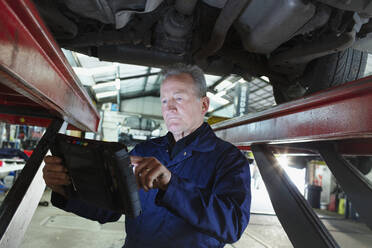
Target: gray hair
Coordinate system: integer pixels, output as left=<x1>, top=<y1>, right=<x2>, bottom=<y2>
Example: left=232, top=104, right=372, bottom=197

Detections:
left=160, top=63, right=207, bottom=98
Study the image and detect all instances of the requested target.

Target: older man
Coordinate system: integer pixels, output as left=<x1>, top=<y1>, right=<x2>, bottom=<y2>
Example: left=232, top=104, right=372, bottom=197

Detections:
left=43, top=64, right=251, bottom=248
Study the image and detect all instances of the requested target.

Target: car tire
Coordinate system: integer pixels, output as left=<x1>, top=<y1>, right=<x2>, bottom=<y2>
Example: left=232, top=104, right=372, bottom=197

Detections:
left=273, top=48, right=367, bottom=104
left=303, top=47, right=367, bottom=94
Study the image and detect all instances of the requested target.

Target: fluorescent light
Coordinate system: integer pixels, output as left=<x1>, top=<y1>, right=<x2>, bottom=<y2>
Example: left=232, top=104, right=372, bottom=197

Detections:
left=96, top=91, right=117, bottom=99
left=207, top=92, right=229, bottom=105
left=215, top=90, right=226, bottom=97
left=215, top=80, right=233, bottom=92
left=72, top=67, right=92, bottom=76
left=92, top=81, right=116, bottom=90
left=90, top=65, right=117, bottom=76
left=260, top=76, right=269, bottom=82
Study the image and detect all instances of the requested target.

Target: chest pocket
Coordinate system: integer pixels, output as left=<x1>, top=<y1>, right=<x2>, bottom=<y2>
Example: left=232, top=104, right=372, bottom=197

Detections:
left=170, top=151, right=218, bottom=189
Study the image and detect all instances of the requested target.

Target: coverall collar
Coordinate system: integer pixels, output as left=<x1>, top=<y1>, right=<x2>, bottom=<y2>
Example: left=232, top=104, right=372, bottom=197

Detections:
left=148, top=122, right=217, bottom=153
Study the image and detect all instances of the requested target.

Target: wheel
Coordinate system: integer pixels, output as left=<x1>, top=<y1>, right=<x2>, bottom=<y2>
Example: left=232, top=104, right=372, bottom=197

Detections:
left=272, top=48, right=367, bottom=104
left=303, top=48, right=367, bottom=94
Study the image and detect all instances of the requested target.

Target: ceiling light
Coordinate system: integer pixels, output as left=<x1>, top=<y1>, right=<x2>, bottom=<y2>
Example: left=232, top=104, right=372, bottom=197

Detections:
left=96, top=91, right=117, bottom=99
left=260, top=76, right=270, bottom=82
left=215, top=90, right=226, bottom=97
left=207, top=92, right=229, bottom=105
left=215, top=81, right=232, bottom=92
left=238, top=78, right=246, bottom=84
left=92, top=81, right=116, bottom=90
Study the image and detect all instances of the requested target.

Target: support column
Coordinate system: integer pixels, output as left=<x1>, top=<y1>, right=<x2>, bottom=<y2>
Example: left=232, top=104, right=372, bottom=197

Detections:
left=317, top=142, right=372, bottom=230
left=234, top=81, right=250, bottom=116
left=251, top=144, right=339, bottom=248
left=0, top=119, right=63, bottom=248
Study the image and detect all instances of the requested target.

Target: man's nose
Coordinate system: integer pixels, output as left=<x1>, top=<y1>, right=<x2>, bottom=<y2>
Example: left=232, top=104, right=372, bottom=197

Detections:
left=166, top=99, right=176, bottom=110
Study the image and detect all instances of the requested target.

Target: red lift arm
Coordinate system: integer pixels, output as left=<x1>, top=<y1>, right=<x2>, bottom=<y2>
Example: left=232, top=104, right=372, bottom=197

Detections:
left=0, top=0, right=99, bottom=131
left=1, top=0, right=371, bottom=247
left=213, top=76, right=372, bottom=248
left=213, top=76, right=372, bottom=153
left=0, top=0, right=100, bottom=247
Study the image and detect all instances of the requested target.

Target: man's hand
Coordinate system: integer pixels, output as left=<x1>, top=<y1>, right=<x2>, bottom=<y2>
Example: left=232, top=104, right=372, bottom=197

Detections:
left=130, top=156, right=171, bottom=192
left=43, top=155, right=70, bottom=197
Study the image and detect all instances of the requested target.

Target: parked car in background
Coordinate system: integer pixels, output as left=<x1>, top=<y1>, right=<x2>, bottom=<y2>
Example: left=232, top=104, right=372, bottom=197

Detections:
left=118, top=116, right=161, bottom=146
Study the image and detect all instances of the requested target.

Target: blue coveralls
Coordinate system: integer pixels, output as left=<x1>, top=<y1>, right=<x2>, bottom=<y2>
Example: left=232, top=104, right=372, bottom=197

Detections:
left=52, top=123, right=251, bottom=248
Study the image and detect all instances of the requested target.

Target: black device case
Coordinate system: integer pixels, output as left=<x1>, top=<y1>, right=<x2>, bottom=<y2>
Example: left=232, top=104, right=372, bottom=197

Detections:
left=50, top=134, right=141, bottom=218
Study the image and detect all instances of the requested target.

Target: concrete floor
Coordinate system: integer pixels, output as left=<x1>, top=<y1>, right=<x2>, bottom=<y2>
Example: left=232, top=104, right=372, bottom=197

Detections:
left=18, top=189, right=372, bottom=248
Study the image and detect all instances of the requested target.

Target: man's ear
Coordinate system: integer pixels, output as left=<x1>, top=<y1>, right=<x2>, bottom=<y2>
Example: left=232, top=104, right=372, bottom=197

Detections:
left=201, top=96, right=210, bottom=115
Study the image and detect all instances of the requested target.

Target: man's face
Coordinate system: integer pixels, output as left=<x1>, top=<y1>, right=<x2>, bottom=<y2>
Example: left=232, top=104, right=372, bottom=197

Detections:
left=160, top=73, right=209, bottom=138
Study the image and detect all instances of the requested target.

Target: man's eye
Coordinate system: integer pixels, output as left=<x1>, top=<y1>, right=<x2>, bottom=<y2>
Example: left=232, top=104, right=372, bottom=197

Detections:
left=176, top=97, right=182, bottom=101
left=161, top=100, right=167, bottom=104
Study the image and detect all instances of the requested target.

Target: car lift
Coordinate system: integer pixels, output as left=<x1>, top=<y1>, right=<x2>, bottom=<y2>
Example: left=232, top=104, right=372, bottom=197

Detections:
left=0, top=0, right=99, bottom=247
left=213, top=76, right=372, bottom=248
left=1, top=0, right=372, bottom=247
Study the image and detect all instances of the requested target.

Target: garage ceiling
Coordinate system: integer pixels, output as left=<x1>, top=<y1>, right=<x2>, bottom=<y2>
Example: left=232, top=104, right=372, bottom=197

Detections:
left=64, top=50, right=372, bottom=118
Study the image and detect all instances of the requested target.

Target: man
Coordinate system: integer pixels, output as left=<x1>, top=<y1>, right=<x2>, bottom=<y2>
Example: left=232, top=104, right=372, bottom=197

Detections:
left=43, top=63, right=251, bottom=248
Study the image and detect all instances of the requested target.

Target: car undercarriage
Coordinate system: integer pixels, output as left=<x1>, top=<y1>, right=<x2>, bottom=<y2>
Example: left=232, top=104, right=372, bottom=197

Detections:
left=34, top=0, right=372, bottom=102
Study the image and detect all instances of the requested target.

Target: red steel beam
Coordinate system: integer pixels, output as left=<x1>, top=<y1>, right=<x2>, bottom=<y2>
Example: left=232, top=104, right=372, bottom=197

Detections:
left=213, top=76, right=372, bottom=154
left=0, top=0, right=99, bottom=131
